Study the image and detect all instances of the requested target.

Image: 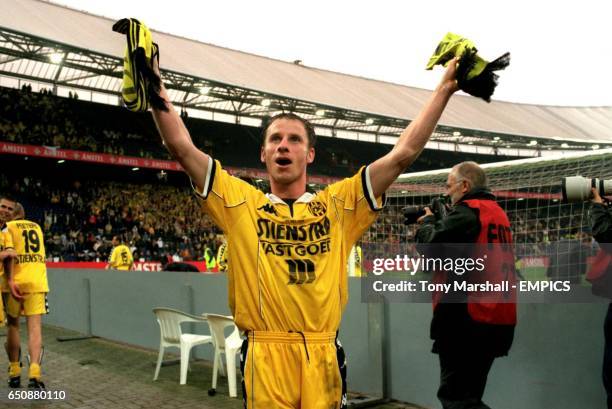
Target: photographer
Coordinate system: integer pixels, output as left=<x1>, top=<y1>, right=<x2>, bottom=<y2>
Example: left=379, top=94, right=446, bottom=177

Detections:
left=591, top=187, right=612, bottom=252
left=414, top=161, right=516, bottom=409
left=590, top=187, right=612, bottom=408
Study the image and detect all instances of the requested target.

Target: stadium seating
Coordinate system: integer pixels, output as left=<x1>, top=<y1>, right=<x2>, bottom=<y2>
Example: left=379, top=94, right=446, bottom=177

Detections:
left=0, top=84, right=521, bottom=263
left=0, top=85, right=517, bottom=177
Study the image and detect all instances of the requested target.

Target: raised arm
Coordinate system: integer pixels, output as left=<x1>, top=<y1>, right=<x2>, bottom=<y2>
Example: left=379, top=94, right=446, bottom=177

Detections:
left=151, top=66, right=210, bottom=192
left=368, top=59, right=459, bottom=198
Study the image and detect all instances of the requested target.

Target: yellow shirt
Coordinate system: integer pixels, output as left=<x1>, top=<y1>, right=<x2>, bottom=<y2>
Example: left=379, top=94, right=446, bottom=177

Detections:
left=196, top=159, right=383, bottom=332
left=1, top=220, right=48, bottom=293
left=109, top=244, right=133, bottom=270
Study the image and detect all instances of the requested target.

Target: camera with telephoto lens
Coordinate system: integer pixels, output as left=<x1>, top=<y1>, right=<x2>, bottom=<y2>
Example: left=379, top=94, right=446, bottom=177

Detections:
left=402, top=197, right=449, bottom=225
left=561, top=176, right=612, bottom=203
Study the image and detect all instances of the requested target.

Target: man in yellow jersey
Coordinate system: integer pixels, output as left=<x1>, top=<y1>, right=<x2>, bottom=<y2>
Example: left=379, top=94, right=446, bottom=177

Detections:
left=149, top=57, right=458, bottom=407
left=0, top=195, right=18, bottom=327
left=2, top=203, right=48, bottom=389
left=105, top=235, right=134, bottom=271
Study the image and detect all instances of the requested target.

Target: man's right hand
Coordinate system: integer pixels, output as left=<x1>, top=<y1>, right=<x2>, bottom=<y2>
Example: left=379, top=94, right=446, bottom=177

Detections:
left=417, top=207, right=434, bottom=224
left=436, top=57, right=460, bottom=94
left=592, top=187, right=604, bottom=204
left=8, top=279, right=23, bottom=302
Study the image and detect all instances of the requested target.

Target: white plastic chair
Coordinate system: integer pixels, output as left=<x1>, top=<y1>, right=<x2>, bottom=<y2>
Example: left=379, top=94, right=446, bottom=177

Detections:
left=152, top=307, right=214, bottom=385
left=206, top=314, right=243, bottom=398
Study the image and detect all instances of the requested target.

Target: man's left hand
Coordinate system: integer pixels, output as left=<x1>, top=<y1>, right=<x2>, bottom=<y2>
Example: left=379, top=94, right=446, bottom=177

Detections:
left=437, top=57, right=460, bottom=94
left=417, top=207, right=434, bottom=224
left=592, top=187, right=604, bottom=204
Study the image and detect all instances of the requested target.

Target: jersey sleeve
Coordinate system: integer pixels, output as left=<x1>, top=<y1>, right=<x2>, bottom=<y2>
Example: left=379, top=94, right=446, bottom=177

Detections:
left=326, top=165, right=385, bottom=246
left=109, top=247, right=118, bottom=267
left=7, top=223, right=19, bottom=251
left=1, top=226, right=13, bottom=250
left=191, top=157, right=258, bottom=232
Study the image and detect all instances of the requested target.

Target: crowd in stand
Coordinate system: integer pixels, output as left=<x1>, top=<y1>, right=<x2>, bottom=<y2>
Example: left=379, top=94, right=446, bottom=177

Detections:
left=0, top=85, right=166, bottom=159
left=0, top=172, right=594, bottom=265
left=0, top=85, right=516, bottom=178
left=3, top=84, right=577, bottom=265
left=1, top=85, right=91, bottom=151
left=0, top=173, right=221, bottom=264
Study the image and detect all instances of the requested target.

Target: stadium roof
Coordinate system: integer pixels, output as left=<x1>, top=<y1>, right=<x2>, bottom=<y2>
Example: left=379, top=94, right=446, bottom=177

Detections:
left=1, top=0, right=611, bottom=154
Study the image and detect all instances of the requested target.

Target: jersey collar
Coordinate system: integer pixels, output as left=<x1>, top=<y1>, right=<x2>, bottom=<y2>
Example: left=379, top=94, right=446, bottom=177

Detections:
left=266, top=191, right=315, bottom=205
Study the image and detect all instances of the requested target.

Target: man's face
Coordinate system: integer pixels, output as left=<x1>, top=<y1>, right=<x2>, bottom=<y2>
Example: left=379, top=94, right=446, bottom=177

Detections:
left=260, top=118, right=315, bottom=187
left=112, top=237, right=119, bottom=246
left=0, top=199, right=15, bottom=223
left=445, top=172, right=469, bottom=205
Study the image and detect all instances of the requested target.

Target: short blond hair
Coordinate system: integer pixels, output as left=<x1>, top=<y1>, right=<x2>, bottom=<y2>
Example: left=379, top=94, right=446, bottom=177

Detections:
left=12, top=202, right=25, bottom=220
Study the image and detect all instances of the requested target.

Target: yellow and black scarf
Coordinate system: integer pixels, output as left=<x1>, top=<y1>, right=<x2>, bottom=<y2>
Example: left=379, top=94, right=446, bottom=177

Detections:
left=112, top=18, right=167, bottom=112
left=427, top=32, right=510, bottom=102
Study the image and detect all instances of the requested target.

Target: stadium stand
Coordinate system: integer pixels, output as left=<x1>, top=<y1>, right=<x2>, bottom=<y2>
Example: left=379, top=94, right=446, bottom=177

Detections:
left=0, top=84, right=522, bottom=264
left=0, top=155, right=221, bottom=264
left=0, top=85, right=518, bottom=178
left=3, top=82, right=608, bottom=277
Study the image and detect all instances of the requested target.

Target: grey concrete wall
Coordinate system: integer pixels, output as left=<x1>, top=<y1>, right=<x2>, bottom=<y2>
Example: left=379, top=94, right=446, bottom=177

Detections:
left=385, top=302, right=607, bottom=409
left=46, top=269, right=607, bottom=408
left=45, top=269, right=231, bottom=360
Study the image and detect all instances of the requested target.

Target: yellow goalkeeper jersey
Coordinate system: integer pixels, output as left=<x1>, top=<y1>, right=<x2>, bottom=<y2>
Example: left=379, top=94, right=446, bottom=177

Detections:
left=196, top=159, right=383, bottom=333
left=1, top=220, right=48, bottom=293
left=109, top=244, right=134, bottom=270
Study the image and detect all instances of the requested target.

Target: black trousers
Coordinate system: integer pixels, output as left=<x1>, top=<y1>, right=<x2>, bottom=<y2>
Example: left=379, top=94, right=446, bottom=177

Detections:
left=437, top=350, right=496, bottom=409
left=604, top=303, right=612, bottom=409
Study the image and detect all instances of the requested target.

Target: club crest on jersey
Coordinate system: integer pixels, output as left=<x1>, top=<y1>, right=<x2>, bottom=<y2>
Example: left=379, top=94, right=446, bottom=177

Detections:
left=307, top=201, right=327, bottom=217
left=258, top=203, right=278, bottom=216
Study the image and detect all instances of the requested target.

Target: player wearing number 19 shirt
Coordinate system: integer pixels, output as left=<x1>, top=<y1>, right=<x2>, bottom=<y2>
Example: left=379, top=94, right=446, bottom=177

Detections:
left=150, top=53, right=459, bottom=408
left=1, top=203, right=48, bottom=389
